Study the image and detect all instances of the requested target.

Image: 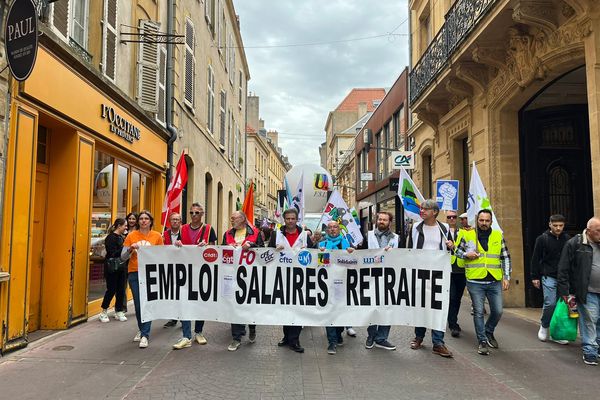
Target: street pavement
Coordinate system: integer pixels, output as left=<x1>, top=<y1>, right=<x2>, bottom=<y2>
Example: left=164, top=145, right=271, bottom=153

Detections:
left=0, top=302, right=597, bottom=400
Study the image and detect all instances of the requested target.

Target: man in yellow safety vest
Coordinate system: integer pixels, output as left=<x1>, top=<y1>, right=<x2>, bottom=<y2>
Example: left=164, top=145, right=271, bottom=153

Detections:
left=455, top=209, right=511, bottom=356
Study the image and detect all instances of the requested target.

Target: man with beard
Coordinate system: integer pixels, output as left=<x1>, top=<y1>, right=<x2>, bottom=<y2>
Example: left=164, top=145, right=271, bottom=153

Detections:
left=364, top=211, right=398, bottom=351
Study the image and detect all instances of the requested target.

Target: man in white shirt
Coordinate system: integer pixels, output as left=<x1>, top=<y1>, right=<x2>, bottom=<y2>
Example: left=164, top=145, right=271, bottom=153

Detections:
left=407, top=199, right=454, bottom=358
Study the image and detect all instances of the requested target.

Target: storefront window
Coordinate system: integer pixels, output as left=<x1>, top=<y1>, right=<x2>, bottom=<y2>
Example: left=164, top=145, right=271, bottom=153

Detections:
left=89, top=150, right=114, bottom=301
left=143, top=175, right=153, bottom=211
left=117, top=164, right=129, bottom=217
left=131, top=171, right=141, bottom=213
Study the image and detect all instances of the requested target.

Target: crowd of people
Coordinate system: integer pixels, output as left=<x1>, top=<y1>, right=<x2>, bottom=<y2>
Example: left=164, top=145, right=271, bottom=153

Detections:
left=96, top=201, right=600, bottom=366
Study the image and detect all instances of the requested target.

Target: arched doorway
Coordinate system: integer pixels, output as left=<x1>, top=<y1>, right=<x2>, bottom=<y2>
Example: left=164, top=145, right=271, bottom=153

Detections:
left=519, top=66, right=593, bottom=307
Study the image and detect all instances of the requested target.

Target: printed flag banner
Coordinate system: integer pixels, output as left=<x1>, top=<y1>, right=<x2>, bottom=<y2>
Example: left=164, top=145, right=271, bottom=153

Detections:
left=397, top=167, right=425, bottom=221
left=291, top=171, right=305, bottom=224
left=161, top=153, right=188, bottom=228
left=138, top=246, right=450, bottom=331
left=318, top=189, right=364, bottom=246
left=467, top=162, right=502, bottom=232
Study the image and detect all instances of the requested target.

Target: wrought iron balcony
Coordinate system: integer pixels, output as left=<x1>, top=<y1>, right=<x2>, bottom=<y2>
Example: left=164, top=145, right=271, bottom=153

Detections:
left=409, top=0, right=499, bottom=104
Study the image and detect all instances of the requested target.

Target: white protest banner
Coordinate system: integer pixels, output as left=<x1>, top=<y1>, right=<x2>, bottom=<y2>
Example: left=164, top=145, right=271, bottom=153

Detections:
left=317, top=189, right=364, bottom=246
left=137, top=246, right=450, bottom=331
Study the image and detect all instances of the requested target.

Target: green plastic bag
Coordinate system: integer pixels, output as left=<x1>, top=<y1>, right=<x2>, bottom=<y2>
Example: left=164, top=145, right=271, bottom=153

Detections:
left=550, top=298, right=578, bottom=341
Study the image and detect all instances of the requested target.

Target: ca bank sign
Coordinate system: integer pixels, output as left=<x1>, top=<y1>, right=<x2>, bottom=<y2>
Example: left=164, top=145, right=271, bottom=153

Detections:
left=391, top=151, right=415, bottom=170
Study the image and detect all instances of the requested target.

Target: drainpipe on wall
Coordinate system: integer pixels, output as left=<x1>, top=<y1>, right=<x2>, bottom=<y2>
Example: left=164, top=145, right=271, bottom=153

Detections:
left=0, top=1, right=11, bottom=245
left=165, top=0, right=178, bottom=185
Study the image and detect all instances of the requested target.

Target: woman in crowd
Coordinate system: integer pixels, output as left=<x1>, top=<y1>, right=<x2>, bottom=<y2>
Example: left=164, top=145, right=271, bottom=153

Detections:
left=125, top=212, right=139, bottom=235
left=99, top=218, right=128, bottom=323
left=121, top=210, right=164, bottom=348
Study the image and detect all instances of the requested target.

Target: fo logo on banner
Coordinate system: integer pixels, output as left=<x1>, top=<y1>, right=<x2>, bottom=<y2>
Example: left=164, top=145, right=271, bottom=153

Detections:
left=297, top=250, right=312, bottom=266
left=222, top=249, right=234, bottom=264
left=203, top=248, right=218, bottom=262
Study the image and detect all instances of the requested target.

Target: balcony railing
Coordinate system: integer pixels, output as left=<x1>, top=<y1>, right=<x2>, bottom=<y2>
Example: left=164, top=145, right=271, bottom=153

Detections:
left=409, top=0, right=499, bottom=104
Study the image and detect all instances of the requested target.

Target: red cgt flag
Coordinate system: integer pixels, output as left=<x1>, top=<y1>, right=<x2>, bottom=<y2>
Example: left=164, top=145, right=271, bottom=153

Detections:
left=241, top=180, right=255, bottom=226
left=161, top=153, right=188, bottom=228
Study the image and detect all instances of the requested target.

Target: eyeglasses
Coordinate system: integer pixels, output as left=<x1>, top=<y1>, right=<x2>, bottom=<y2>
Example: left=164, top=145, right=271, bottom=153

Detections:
left=190, top=211, right=203, bottom=215
left=446, top=216, right=457, bottom=220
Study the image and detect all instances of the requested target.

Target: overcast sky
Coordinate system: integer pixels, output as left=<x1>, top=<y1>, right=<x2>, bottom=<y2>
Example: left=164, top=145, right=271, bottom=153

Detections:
left=235, top=1, right=409, bottom=167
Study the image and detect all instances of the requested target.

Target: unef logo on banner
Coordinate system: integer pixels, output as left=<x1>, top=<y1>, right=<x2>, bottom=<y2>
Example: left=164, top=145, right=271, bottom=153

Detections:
left=4, top=0, right=38, bottom=82
left=391, top=151, right=415, bottom=169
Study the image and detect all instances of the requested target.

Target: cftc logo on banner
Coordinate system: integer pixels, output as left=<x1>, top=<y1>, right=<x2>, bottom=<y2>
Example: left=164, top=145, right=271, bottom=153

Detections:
left=4, top=0, right=38, bottom=82
left=390, top=151, right=415, bottom=170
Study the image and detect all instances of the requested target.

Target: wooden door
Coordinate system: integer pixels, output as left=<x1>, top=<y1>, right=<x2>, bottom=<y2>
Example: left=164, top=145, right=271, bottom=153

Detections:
left=29, top=168, right=49, bottom=331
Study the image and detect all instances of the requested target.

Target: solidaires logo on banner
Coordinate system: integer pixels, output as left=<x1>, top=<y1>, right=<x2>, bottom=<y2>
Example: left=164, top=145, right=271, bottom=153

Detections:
left=4, top=0, right=38, bottom=82
left=137, top=246, right=451, bottom=331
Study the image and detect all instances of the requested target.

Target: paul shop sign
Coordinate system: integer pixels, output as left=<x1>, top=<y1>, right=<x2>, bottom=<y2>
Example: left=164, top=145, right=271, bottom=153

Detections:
left=100, top=104, right=141, bottom=143
left=4, top=0, right=38, bottom=81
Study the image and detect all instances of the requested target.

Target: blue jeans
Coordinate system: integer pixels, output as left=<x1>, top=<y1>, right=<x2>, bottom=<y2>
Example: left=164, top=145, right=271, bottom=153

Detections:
left=467, top=280, right=503, bottom=343
left=579, top=292, right=600, bottom=357
left=367, top=325, right=391, bottom=343
left=326, top=327, right=344, bottom=345
left=128, top=272, right=152, bottom=339
left=540, top=276, right=558, bottom=328
left=414, top=327, right=445, bottom=346
left=181, top=320, right=205, bottom=339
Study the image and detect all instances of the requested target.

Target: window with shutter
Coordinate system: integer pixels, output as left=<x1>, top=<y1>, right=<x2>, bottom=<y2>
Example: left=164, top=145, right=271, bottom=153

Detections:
left=184, top=18, right=195, bottom=109
left=205, top=0, right=216, bottom=35
left=228, top=33, right=235, bottom=84
left=102, top=0, right=118, bottom=81
left=71, top=0, right=89, bottom=49
left=207, top=66, right=215, bottom=134
left=52, top=0, right=69, bottom=39
left=219, top=8, right=226, bottom=59
left=228, top=113, right=234, bottom=160
left=234, top=124, right=240, bottom=170
left=137, top=20, right=160, bottom=113
left=219, top=91, right=226, bottom=147
left=157, top=46, right=167, bottom=126
left=238, top=71, right=243, bottom=108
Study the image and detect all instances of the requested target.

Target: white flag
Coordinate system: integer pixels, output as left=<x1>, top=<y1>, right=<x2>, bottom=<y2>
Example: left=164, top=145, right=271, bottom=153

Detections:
left=291, top=172, right=305, bottom=225
left=397, top=167, right=425, bottom=221
left=466, top=162, right=502, bottom=232
left=318, top=189, right=364, bottom=246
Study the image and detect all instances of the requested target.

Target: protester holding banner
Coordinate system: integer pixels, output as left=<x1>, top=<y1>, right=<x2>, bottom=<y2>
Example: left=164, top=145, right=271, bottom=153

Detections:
left=446, top=210, right=467, bottom=338
left=407, top=199, right=454, bottom=358
left=162, top=212, right=182, bottom=328
left=223, top=211, right=264, bottom=351
left=172, top=203, right=218, bottom=350
left=319, top=220, right=354, bottom=355
left=364, top=212, right=398, bottom=351
left=455, top=209, right=511, bottom=356
left=268, top=208, right=314, bottom=353
left=121, top=210, right=164, bottom=348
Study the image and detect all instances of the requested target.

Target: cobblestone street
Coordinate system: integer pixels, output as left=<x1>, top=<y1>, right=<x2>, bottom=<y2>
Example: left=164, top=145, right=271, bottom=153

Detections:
left=0, top=302, right=596, bottom=400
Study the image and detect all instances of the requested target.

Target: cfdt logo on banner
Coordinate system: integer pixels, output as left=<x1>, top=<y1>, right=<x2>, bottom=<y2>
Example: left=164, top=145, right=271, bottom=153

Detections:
left=4, top=0, right=39, bottom=82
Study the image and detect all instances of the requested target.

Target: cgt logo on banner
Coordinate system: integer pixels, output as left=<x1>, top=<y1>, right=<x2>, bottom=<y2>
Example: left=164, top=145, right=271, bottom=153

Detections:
left=137, top=246, right=451, bottom=330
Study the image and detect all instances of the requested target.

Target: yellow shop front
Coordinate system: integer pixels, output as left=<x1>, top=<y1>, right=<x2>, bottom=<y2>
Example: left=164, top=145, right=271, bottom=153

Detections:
left=0, top=46, right=167, bottom=352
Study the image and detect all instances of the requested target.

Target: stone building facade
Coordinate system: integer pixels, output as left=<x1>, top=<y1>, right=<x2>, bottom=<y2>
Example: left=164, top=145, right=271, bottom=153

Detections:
left=408, top=0, right=600, bottom=306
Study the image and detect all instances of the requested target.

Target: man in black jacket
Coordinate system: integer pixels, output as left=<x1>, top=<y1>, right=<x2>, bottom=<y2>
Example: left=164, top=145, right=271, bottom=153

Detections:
left=530, top=214, right=570, bottom=344
left=557, top=217, right=600, bottom=366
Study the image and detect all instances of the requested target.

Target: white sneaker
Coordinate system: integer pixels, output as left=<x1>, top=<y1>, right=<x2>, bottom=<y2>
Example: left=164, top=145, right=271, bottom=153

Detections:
left=346, top=327, right=357, bottom=337
left=114, top=311, right=127, bottom=322
left=552, top=339, right=569, bottom=345
left=173, top=337, right=192, bottom=349
left=538, top=326, right=548, bottom=342
left=195, top=333, right=207, bottom=345
left=99, top=310, right=110, bottom=323
left=139, top=337, right=148, bottom=348
left=133, top=331, right=141, bottom=342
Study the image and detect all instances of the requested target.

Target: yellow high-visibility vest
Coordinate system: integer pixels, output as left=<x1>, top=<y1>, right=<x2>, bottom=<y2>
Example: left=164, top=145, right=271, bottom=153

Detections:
left=462, top=229, right=503, bottom=280
left=452, top=229, right=467, bottom=268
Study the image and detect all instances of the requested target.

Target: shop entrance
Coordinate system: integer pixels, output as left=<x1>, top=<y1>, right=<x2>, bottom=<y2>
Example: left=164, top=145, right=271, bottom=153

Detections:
left=519, top=67, right=593, bottom=307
